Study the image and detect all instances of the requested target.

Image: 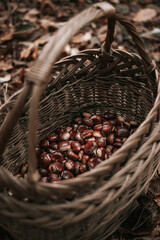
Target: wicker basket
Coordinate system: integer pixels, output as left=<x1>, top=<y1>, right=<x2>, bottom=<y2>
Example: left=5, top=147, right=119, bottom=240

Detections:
left=0, top=2, right=160, bottom=240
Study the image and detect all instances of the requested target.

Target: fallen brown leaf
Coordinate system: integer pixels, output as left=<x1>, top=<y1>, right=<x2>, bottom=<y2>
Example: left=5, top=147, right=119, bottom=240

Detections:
left=133, top=8, right=157, bottom=22
left=0, top=62, right=13, bottom=71
left=72, top=32, right=92, bottom=44
left=0, top=74, right=11, bottom=83
left=0, top=32, right=13, bottom=43
left=20, top=45, right=38, bottom=60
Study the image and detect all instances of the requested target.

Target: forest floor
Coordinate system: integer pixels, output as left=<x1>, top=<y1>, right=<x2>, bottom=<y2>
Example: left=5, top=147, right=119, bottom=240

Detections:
left=0, top=0, right=160, bottom=239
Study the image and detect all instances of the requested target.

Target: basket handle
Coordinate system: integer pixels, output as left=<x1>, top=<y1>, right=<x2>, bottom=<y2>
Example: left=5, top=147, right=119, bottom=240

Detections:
left=103, top=13, right=156, bottom=74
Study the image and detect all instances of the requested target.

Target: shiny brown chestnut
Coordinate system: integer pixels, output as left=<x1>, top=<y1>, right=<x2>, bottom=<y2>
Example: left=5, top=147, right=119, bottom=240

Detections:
left=84, top=141, right=97, bottom=155
left=39, top=153, right=52, bottom=167
left=61, top=170, right=74, bottom=179
left=58, top=141, right=71, bottom=152
left=48, top=162, right=64, bottom=173
left=71, top=141, right=81, bottom=153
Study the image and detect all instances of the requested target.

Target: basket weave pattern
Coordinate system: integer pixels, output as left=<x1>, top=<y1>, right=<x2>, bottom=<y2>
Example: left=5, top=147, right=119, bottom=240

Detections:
left=0, top=3, right=160, bottom=240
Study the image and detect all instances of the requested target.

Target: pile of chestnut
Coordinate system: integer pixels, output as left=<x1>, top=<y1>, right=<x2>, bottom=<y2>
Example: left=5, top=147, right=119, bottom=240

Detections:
left=18, top=112, right=138, bottom=182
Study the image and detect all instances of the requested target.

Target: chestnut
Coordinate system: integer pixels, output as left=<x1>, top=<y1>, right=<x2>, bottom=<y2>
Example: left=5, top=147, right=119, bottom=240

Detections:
left=39, top=168, right=48, bottom=177
left=116, top=127, right=129, bottom=138
left=107, top=133, right=115, bottom=145
left=74, top=117, right=82, bottom=125
left=75, top=132, right=84, bottom=144
left=81, top=129, right=93, bottom=139
left=92, top=131, right=102, bottom=138
left=91, top=115, right=102, bottom=125
left=65, top=159, right=75, bottom=172
left=96, top=137, right=106, bottom=147
left=71, top=141, right=81, bottom=153
left=58, top=141, right=71, bottom=152
left=93, top=124, right=103, bottom=131
left=49, top=142, right=58, bottom=150
left=82, top=112, right=92, bottom=118
left=84, top=141, right=97, bottom=155
left=75, top=162, right=81, bottom=175
left=102, top=125, right=111, bottom=136
left=61, top=170, right=74, bottom=179
left=67, top=150, right=78, bottom=161
left=40, top=139, right=49, bottom=149
left=51, top=151, right=64, bottom=162
left=87, top=159, right=97, bottom=170
left=39, top=153, right=52, bottom=167
left=96, top=147, right=105, bottom=158
left=82, top=155, right=90, bottom=164
left=59, top=131, right=70, bottom=141
left=41, top=177, right=48, bottom=183
left=48, top=162, right=64, bottom=173
left=80, top=163, right=87, bottom=173
left=47, top=134, right=58, bottom=142
left=82, top=118, right=93, bottom=127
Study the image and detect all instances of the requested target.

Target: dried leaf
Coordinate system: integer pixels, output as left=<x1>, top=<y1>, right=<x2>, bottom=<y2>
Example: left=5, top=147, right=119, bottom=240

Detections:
left=0, top=62, right=13, bottom=71
left=20, top=45, right=38, bottom=60
left=72, top=32, right=92, bottom=44
left=40, top=0, right=56, bottom=14
left=0, top=74, right=11, bottom=83
left=39, top=19, right=57, bottom=31
left=154, top=198, right=160, bottom=207
left=133, top=8, right=157, bottom=22
left=0, top=32, right=13, bottom=43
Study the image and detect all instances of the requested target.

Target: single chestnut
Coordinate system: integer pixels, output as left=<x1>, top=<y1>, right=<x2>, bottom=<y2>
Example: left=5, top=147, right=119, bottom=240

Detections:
left=84, top=141, right=97, bottom=155
left=106, top=145, right=114, bottom=153
left=48, top=162, right=64, bottom=173
left=40, top=139, right=49, bottom=149
left=41, top=177, right=48, bottom=183
left=59, top=131, right=70, bottom=141
left=71, top=141, right=81, bottom=153
left=61, top=170, right=74, bottom=179
left=87, top=159, right=97, bottom=170
left=80, top=163, right=87, bottom=173
left=78, top=150, right=84, bottom=161
left=39, top=153, right=52, bottom=167
left=107, top=133, right=115, bottom=145
left=65, top=159, right=75, bottom=172
left=96, top=137, right=106, bottom=147
left=74, top=117, right=82, bottom=125
left=91, top=115, right=102, bottom=125
left=47, top=134, right=58, bottom=142
left=82, top=112, right=92, bottom=118
left=51, top=151, right=64, bottom=162
left=65, top=126, right=73, bottom=132
left=82, top=155, right=90, bottom=164
left=67, top=150, right=78, bottom=161
left=82, top=118, right=93, bottom=127
left=93, top=124, right=103, bottom=131
left=102, top=125, right=111, bottom=136
left=39, top=168, right=48, bottom=177
left=116, top=127, right=129, bottom=138
left=58, top=141, right=71, bottom=152
left=78, top=125, right=88, bottom=133
left=96, top=147, right=105, bottom=158
left=81, top=129, right=93, bottom=139
left=75, top=161, right=81, bottom=175
left=49, top=142, right=58, bottom=150
left=74, top=132, right=83, bottom=144
left=92, top=131, right=102, bottom=138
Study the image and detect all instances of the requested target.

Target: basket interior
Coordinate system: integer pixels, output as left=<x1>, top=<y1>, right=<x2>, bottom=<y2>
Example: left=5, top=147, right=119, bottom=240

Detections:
left=0, top=48, right=157, bottom=174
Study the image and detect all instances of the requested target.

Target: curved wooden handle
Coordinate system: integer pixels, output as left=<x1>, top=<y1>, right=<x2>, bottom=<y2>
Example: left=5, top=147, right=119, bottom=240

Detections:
left=103, top=13, right=155, bottom=73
